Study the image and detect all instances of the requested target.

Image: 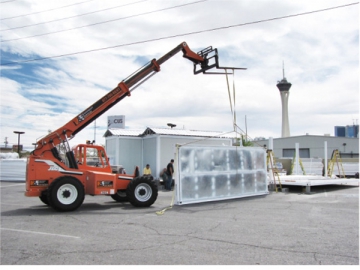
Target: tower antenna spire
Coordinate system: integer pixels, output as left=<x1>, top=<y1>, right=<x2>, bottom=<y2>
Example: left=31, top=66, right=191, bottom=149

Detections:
left=282, top=61, right=285, bottom=79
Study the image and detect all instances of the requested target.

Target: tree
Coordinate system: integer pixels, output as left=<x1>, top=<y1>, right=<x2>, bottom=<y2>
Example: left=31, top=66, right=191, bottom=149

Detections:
left=233, top=134, right=253, bottom=147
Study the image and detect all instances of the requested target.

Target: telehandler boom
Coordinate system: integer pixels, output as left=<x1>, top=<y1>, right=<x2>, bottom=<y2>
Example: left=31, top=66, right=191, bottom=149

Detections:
left=25, top=42, right=243, bottom=211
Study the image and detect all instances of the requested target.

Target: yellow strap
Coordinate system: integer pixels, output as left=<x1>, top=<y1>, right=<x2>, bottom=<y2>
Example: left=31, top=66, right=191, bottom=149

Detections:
left=225, top=69, right=234, bottom=128
left=156, top=188, right=175, bottom=215
left=225, top=68, right=238, bottom=133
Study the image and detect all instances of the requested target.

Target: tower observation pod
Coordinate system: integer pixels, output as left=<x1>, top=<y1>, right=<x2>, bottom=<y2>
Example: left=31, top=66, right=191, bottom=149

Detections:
left=276, top=66, right=292, bottom=137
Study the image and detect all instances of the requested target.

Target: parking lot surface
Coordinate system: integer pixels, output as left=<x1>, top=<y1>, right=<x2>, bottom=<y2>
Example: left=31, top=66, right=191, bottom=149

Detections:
left=1, top=181, right=359, bottom=265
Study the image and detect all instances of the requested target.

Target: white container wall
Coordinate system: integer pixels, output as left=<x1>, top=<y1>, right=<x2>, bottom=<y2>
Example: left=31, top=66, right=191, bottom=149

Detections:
left=0, top=159, right=26, bottom=181
left=175, top=145, right=268, bottom=205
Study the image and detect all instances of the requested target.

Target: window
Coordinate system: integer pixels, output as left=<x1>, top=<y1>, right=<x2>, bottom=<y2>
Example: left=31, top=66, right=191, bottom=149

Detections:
left=282, top=148, right=310, bottom=158
left=86, top=148, right=100, bottom=167
left=75, top=146, right=85, bottom=164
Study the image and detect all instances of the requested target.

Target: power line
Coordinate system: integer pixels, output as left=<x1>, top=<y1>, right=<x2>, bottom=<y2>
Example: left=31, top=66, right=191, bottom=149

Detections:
left=0, top=0, right=96, bottom=20
left=0, top=0, right=147, bottom=32
left=1, top=2, right=358, bottom=66
left=1, top=0, right=208, bottom=42
left=0, top=0, right=17, bottom=3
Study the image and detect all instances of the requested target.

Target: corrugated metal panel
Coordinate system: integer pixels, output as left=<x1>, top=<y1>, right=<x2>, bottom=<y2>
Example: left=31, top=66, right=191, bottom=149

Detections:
left=116, top=138, right=142, bottom=174
left=0, top=159, right=26, bottom=181
left=106, top=137, right=118, bottom=165
left=143, top=137, right=157, bottom=176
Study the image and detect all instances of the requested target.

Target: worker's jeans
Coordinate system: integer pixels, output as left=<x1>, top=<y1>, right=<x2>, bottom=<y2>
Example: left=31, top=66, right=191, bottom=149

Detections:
left=165, top=173, right=172, bottom=190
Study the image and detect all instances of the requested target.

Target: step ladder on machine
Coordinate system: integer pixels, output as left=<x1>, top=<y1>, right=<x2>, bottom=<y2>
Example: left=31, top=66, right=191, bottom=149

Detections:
left=266, top=150, right=282, bottom=192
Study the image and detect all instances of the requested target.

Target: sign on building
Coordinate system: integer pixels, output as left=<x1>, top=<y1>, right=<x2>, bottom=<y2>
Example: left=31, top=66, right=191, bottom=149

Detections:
left=108, top=115, right=125, bottom=129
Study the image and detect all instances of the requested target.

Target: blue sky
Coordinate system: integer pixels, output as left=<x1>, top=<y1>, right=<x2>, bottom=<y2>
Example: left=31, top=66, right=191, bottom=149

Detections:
left=0, top=0, right=358, bottom=148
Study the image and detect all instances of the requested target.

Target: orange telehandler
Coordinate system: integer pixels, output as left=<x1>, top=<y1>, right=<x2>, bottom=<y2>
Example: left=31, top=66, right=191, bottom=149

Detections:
left=25, top=42, right=244, bottom=211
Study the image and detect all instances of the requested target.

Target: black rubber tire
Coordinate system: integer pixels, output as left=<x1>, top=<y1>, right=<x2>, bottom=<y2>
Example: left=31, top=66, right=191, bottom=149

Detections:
left=126, top=176, right=158, bottom=207
left=39, top=191, right=49, bottom=205
left=111, top=190, right=128, bottom=202
left=47, top=176, right=85, bottom=212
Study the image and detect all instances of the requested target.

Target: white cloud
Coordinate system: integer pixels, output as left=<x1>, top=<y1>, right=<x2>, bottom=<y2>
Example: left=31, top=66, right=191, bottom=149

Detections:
left=0, top=0, right=358, bottom=148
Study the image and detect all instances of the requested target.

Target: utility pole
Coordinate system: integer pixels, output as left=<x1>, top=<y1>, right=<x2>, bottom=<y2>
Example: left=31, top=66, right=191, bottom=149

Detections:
left=13, top=131, right=25, bottom=158
left=4, top=137, right=8, bottom=148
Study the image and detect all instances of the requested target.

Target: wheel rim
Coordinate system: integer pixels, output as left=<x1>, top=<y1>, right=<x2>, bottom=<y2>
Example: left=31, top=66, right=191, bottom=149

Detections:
left=134, top=183, right=152, bottom=202
left=57, top=184, right=78, bottom=205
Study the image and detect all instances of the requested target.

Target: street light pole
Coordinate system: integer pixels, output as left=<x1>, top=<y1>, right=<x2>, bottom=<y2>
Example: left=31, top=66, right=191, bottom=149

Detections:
left=13, top=131, right=25, bottom=158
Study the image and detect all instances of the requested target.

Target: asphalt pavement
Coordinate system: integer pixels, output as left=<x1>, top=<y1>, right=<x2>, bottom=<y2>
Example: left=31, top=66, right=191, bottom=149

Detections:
left=1, top=181, right=359, bottom=265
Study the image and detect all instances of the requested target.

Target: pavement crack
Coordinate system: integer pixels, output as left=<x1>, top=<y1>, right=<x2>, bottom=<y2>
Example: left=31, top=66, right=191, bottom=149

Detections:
left=188, top=235, right=359, bottom=261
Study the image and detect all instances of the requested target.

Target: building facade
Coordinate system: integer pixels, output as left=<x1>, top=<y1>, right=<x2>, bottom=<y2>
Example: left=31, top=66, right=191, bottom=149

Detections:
left=104, top=128, right=233, bottom=178
left=252, top=135, right=359, bottom=159
left=335, top=125, right=359, bottom=138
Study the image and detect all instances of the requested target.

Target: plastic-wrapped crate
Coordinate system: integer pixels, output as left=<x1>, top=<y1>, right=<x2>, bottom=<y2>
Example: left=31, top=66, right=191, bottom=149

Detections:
left=340, top=163, right=359, bottom=177
left=175, top=145, right=268, bottom=205
left=291, top=158, right=323, bottom=175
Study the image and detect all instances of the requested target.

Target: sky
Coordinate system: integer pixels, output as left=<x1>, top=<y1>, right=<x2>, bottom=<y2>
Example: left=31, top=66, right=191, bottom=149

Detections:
left=0, top=0, right=359, bottom=149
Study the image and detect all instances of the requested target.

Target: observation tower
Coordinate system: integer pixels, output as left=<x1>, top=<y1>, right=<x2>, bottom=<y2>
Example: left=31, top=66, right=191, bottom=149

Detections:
left=276, top=65, right=292, bottom=137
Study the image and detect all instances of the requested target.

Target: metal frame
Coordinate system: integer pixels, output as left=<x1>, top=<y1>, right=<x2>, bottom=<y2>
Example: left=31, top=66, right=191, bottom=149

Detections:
left=194, top=46, right=247, bottom=74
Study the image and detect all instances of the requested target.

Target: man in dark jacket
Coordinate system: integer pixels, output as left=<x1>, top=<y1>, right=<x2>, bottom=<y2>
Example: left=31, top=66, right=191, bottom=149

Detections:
left=165, top=159, right=174, bottom=191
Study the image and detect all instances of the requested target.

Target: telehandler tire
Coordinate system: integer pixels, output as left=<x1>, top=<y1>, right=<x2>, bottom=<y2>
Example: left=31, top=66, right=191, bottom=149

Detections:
left=126, top=176, right=158, bottom=207
left=39, top=191, right=49, bottom=205
left=111, top=190, right=128, bottom=202
left=47, top=176, right=85, bottom=212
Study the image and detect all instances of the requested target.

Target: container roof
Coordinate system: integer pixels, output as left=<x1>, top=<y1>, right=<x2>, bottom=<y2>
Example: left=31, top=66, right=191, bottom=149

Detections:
left=104, top=129, right=144, bottom=137
left=104, top=127, right=236, bottom=138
